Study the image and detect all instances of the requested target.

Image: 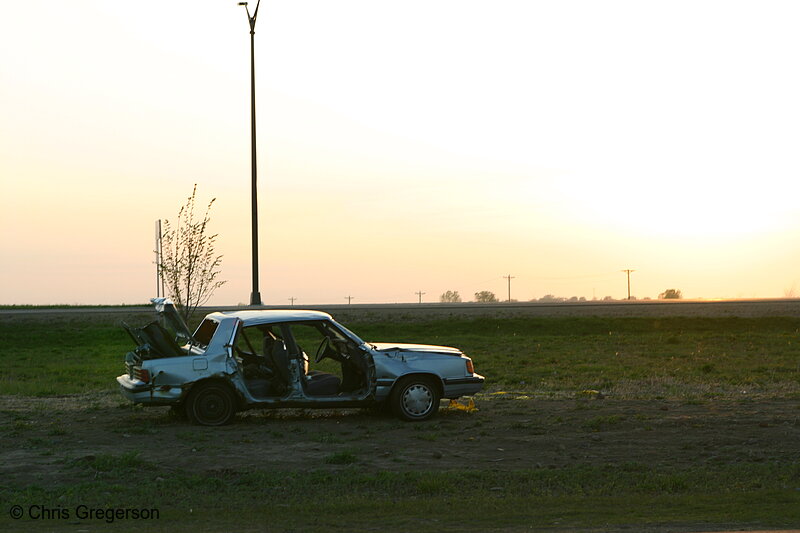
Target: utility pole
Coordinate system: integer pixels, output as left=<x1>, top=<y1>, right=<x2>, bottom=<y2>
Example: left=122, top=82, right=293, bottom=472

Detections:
left=415, top=291, right=425, bottom=304
left=154, top=220, right=165, bottom=298
left=345, top=296, right=354, bottom=305
left=503, top=274, right=515, bottom=302
left=288, top=297, right=296, bottom=306
left=239, top=0, right=263, bottom=306
left=621, top=269, right=635, bottom=300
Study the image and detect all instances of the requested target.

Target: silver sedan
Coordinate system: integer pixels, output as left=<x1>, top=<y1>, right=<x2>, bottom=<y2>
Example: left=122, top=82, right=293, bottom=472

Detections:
left=117, top=299, right=484, bottom=425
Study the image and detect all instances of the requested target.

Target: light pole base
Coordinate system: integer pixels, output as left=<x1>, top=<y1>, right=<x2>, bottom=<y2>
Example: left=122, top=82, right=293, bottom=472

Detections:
left=249, top=292, right=262, bottom=306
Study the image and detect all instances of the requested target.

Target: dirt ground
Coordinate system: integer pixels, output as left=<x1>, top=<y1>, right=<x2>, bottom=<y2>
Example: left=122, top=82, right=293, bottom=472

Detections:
left=2, top=390, right=799, bottom=487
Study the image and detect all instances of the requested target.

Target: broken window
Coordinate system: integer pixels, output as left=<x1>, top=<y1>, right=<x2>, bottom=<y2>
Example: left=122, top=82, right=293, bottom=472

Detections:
left=192, top=319, right=219, bottom=349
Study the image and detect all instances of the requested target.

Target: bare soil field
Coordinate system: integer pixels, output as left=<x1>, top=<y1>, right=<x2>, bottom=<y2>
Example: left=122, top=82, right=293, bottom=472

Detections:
left=2, top=391, right=799, bottom=489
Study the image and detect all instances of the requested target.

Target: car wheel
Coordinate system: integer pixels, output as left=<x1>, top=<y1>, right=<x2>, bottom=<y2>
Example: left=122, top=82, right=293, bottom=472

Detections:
left=185, top=382, right=237, bottom=426
left=390, top=376, right=441, bottom=421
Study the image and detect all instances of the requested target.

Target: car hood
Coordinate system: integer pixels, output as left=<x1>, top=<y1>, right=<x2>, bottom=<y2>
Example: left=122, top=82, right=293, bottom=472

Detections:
left=370, top=342, right=463, bottom=356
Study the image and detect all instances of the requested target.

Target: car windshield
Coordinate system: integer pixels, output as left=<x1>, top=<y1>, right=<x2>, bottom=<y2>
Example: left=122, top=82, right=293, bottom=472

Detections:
left=330, top=320, right=365, bottom=346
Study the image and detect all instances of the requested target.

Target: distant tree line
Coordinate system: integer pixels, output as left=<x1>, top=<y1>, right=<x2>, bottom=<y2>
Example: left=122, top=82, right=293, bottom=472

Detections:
left=659, top=289, right=682, bottom=299
left=474, top=291, right=498, bottom=303
left=439, top=290, right=462, bottom=303
left=439, top=290, right=499, bottom=303
left=435, top=289, right=683, bottom=303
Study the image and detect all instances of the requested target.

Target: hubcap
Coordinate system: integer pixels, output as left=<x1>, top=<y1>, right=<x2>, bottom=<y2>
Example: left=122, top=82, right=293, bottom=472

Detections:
left=198, top=391, right=227, bottom=422
left=402, top=384, right=433, bottom=416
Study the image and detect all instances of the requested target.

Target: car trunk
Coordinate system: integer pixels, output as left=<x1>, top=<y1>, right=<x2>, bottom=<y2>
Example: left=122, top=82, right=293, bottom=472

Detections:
left=121, top=298, right=195, bottom=381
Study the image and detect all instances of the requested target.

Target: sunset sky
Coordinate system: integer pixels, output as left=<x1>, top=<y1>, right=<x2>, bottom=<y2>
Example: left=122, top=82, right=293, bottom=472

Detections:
left=2, top=0, right=799, bottom=305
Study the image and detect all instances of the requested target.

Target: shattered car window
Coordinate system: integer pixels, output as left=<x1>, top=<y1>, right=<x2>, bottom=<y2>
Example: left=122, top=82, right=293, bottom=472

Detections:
left=192, top=319, right=219, bottom=349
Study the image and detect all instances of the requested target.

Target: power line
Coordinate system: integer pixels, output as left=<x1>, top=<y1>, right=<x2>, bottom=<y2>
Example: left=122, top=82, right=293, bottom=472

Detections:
left=288, top=297, right=297, bottom=306
left=415, top=291, right=425, bottom=304
left=345, top=295, right=354, bottom=305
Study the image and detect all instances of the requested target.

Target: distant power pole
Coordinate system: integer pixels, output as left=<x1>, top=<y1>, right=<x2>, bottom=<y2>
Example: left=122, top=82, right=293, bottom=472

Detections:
left=415, top=291, right=425, bottom=304
left=621, top=269, right=635, bottom=300
left=503, top=274, right=515, bottom=302
left=345, top=296, right=354, bottom=305
left=288, top=297, right=297, bottom=306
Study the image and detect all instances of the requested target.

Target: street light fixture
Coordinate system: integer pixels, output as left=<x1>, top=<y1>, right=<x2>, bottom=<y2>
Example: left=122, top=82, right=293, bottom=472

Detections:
left=239, top=0, right=262, bottom=306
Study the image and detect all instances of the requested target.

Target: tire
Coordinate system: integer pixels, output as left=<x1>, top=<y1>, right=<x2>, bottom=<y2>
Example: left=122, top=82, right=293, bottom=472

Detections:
left=390, top=376, right=441, bottom=421
left=185, top=382, right=237, bottom=426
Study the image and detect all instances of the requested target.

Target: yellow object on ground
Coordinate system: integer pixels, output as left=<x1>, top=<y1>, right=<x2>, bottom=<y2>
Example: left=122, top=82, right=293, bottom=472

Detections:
left=447, top=398, right=478, bottom=412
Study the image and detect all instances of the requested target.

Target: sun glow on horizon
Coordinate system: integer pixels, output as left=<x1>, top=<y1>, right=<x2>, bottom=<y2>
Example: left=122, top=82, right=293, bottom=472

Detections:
left=1, top=1, right=800, bottom=305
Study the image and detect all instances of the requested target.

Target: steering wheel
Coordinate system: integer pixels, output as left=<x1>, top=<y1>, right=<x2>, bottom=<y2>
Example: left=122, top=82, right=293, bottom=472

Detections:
left=314, top=337, right=330, bottom=363
left=331, top=338, right=350, bottom=360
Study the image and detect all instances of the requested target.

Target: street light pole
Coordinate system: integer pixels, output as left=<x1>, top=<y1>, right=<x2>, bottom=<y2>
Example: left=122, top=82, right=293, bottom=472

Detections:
left=240, top=0, right=262, bottom=306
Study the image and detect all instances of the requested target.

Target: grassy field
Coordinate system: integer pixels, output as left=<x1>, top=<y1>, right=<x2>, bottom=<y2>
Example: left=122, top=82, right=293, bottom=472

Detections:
left=5, top=458, right=799, bottom=532
left=1, top=310, right=799, bottom=531
left=1, top=312, right=798, bottom=399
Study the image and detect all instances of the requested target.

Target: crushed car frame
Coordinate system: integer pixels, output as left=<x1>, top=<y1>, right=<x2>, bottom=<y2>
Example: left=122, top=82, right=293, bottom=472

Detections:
left=117, top=299, right=484, bottom=425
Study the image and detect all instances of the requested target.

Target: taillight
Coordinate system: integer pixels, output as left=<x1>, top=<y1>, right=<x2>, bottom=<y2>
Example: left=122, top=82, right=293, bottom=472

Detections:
left=465, top=358, right=474, bottom=374
left=135, top=368, right=150, bottom=383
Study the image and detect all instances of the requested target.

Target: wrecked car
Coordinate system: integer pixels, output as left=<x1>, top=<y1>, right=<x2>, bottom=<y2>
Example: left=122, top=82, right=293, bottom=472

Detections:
left=117, top=299, right=484, bottom=426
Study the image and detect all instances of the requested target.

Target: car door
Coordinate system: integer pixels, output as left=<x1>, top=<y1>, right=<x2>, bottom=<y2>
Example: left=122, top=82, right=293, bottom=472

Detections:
left=282, top=320, right=376, bottom=398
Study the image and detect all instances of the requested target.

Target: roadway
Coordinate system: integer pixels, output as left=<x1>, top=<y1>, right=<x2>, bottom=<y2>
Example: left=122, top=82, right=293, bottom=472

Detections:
left=2, top=298, right=800, bottom=318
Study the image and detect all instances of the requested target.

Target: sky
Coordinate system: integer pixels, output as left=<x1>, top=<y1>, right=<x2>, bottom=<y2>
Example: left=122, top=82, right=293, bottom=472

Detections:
left=1, top=0, right=799, bottom=305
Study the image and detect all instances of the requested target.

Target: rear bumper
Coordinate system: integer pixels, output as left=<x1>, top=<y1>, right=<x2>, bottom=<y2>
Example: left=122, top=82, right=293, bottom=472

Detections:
left=442, top=374, right=485, bottom=398
left=116, top=374, right=183, bottom=405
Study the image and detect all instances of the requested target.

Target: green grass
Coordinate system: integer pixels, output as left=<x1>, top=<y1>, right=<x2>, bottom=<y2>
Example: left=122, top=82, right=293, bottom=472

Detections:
left=2, top=459, right=798, bottom=531
left=323, top=450, right=358, bottom=464
left=353, top=316, right=800, bottom=398
left=0, top=317, right=134, bottom=395
left=1, top=314, right=799, bottom=398
left=0, top=304, right=149, bottom=309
